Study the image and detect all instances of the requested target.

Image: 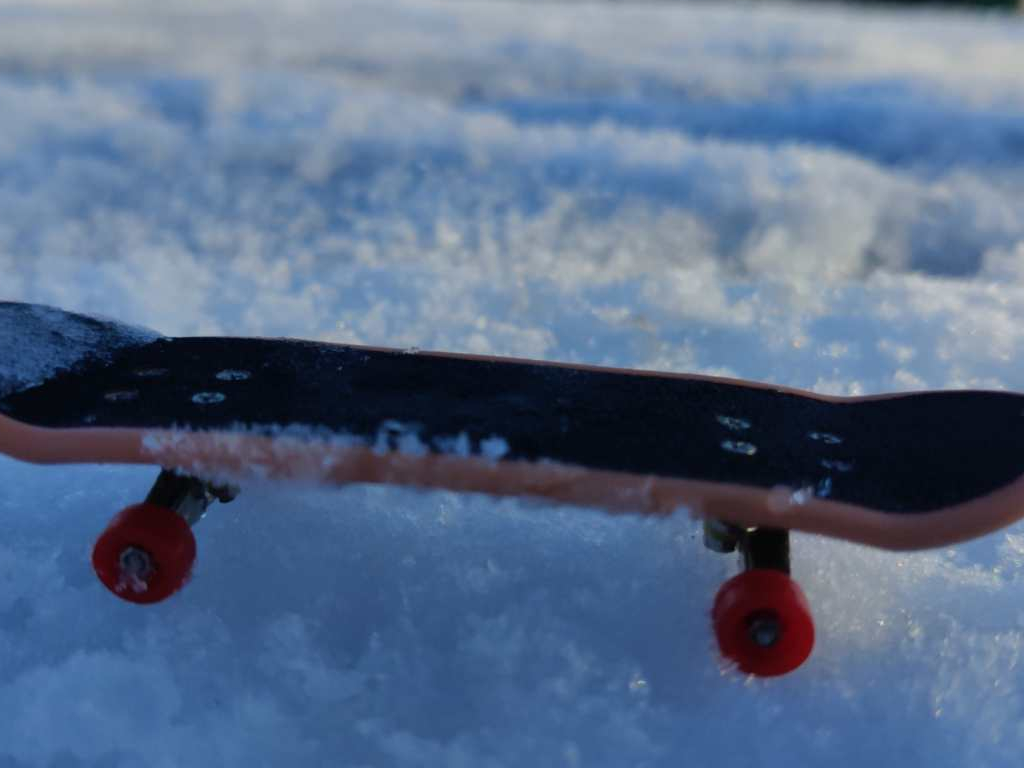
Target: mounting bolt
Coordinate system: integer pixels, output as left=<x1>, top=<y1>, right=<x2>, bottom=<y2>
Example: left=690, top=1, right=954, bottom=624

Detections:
left=704, top=519, right=740, bottom=553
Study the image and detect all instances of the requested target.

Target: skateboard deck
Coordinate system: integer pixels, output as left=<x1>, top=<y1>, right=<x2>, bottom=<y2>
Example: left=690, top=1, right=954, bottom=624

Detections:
left=3, top=300, right=1024, bottom=548
left=3, top=300, right=1023, bottom=675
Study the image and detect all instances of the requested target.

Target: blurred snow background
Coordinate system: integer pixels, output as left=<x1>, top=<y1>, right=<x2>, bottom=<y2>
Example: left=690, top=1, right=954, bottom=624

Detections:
left=1, top=0, right=1024, bottom=765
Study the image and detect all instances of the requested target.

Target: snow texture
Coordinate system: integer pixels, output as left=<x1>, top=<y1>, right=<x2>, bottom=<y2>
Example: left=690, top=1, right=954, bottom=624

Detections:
left=1, top=0, right=1024, bottom=766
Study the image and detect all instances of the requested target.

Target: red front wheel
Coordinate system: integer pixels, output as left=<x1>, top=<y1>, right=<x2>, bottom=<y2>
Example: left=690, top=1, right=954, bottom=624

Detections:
left=712, top=569, right=814, bottom=676
left=92, top=503, right=196, bottom=604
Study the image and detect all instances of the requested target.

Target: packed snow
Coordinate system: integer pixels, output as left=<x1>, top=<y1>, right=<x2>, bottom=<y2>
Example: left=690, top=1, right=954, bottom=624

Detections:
left=1, top=0, right=1024, bottom=765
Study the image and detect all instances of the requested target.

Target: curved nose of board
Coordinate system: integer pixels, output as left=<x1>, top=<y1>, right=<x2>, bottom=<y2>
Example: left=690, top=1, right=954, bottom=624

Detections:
left=92, top=503, right=196, bottom=604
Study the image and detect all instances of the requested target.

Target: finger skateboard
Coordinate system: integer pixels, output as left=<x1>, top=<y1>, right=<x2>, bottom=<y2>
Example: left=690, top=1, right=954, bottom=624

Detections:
left=3, top=301, right=1023, bottom=676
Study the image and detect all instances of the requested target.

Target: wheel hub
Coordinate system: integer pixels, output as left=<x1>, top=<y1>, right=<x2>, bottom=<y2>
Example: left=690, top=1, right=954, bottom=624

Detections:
left=117, top=546, right=154, bottom=594
left=747, top=612, right=781, bottom=648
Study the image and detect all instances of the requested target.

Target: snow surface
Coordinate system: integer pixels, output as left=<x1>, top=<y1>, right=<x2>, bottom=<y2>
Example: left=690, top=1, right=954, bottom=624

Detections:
left=1, top=0, right=1024, bottom=765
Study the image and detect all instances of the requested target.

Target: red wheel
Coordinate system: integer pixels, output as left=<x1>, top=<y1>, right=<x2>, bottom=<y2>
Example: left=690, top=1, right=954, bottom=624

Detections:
left=712, top=569, right=814, bottom=676
left=92, top=503, right=196, bottom=604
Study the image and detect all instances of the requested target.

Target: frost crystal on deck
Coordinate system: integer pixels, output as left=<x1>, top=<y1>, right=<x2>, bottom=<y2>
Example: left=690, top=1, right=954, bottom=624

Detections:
left=0, top=302, right=161, bottom=399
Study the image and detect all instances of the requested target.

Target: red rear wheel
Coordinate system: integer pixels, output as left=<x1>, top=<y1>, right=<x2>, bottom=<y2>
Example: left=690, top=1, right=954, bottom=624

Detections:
left=712, top=569, right=814, bottom=676
left=92, top=503, right=196, bottom=604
